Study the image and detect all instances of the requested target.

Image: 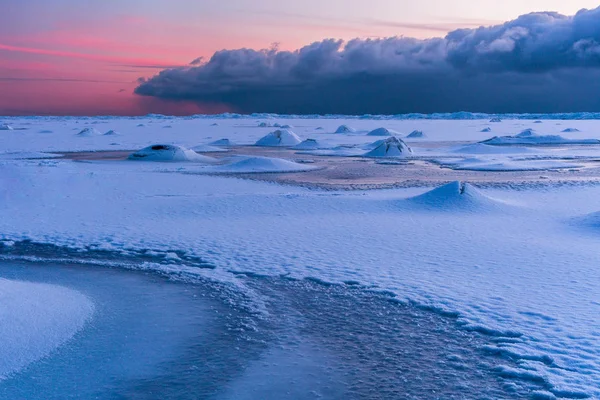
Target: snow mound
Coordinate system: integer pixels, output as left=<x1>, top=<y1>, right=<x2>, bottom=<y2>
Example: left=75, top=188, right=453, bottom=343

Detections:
left=450, top=143, right=535, bottom=154
left=481, top=127, right=492, bottom=133
left=406, top=181, right=507, bottom=211
left=0, top=279, right=94, bottom=380
left=335, top=125, right=356, bottom=134
left=191, top=144, right=229, bottom=153
left=255, top=129, right=302, bottom=147
left=212, top=156, right=317, bottom=173
left=210, top=138, right=234, bottom=146
left=367, top=127, right=400, bottom=136
left=280, top=124, right=293, bottom=129
left=210, top=123, right=219, bottom=126
left=562, top=128, right=580, bottom=133
left=406, top=130, right=425, bottom=138
left=128, top=144, right=217, bottom=162
left=364, top=137, right=413, bottom=158
left=480, top=131, right=600, bottom=145
left=294, top=139, right=327, bottom=150
left=273, top=123, right=282, bottom=128
left=103, top=130, right=120, bottom=136
left=0, top=124, right=14, bottom=131
left=258, top=122, right=272, bottom=127
left=489, top=118, right=502, bottom=123
left=77, top=128, right=102, bottom=137
left=162, top=125, right=173, bottom=129
left=136, top=123, right=145, bottom=127
left=533, top=120, right=543, bottom=124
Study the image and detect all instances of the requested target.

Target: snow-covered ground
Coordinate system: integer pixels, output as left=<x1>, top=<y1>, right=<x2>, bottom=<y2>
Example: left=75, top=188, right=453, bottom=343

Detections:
left=2, top=115, right=600, bottom=398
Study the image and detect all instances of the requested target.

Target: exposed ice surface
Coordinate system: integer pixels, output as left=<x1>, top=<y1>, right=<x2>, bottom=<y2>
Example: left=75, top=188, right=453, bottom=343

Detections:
left=0, top=278, right=93, bottom=380
left=1, top=115, right=600, bottom=398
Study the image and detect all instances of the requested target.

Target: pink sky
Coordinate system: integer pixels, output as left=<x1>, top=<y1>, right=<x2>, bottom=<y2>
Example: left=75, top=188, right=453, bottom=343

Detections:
left=1, top=0, right=598, bottom=115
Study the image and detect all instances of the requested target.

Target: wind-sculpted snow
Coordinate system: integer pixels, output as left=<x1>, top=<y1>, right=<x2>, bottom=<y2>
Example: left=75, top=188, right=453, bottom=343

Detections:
left=363, top=137, right=413, bottom=158
left=0, top=279, right=93, bottom=380
left=403, top=181, right=511, bottom=211
left=208, top=156, right=318, bottom=174
left=129, top=144, right=217, bottom=162
left=255, top=129, right=302, bottom=147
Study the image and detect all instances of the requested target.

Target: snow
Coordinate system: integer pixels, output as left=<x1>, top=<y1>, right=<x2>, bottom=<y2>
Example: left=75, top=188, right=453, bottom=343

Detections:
left=293, top=139, right=328, bottom=150
left=191, top=144, right=229, bottom=153
left=366, top=127, right=400, bottom=136
left=481, top=131, right=600, bottom=145
left=128, top=144, right=217, bottom=162
left=334, top=125, right=356, bottom=134
left=0, top=124, right=14, bottom=131
left=406, top=130, right=425, bottom=138
left=1, top=115, right=600, bottom=397
left=209, top=138, right=234, bottom=146
left=209, top=156, right=317, bottom=173
left=363, top=136, right=413, bottom=158
left=403, top=181, right=509, bottom=211
left=481, top=127, right=492, bottom=132
left=255, top=129, right=302, bottom=147
left=103, top=130, right=120, bottom=136
left=0, top=279, right=93, bottom=380
left=77, top=128, right=102, bottom=137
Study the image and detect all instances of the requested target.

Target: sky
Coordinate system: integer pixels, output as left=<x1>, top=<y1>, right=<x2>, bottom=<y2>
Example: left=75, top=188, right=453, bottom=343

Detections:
left=2, top=0, right=600, bottom=115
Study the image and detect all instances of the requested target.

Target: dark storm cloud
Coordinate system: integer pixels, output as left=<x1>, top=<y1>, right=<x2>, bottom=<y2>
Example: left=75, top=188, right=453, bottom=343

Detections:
left=135, top=7, right=600, bottom=114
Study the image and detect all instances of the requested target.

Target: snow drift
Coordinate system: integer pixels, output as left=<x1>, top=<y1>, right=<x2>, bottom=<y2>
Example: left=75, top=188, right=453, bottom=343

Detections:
left=211, top=156, right=317, bottom=173
left=128, top=144, right=217, bottom=162
left=406, top=130, right=425, bottom=138
left=367, top=127, right=400, bottom=137
left=255, top=129, right=302, bottom=147
left=77, top=128, right=102, bottom=137
left=480, top=130, right=600, bottom=145
left=364, top=137, right=413, bottom=158
left=210, top=139, right=234, bottom=146
left=0, top=124, right=14, bottom=131
left=405, top=181, right=509, bottom=211
left=294, top=139, right=328, bottom=150
left=335, top=125, right=356, bottom=134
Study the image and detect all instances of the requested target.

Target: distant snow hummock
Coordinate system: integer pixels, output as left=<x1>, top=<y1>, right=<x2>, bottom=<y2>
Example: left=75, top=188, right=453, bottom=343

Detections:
left=562, top=128, right=580, bottom=133
left=0, top=124, right=14, bottom=131
left=481, top=127, right=492, bottom=133
left=191, top=144, right=229, bottom=153
left=450, top=143, right=534, bottom=155
left=209, top=138, right=234, bottom=146
left=480, top=130, right=600, bottom=146
left=0, top=278, right=94, bottom=381
left=211, top=156, right=317, bottom=173
left=258, top=122, right=272, bottom=127
left=406, top=130, right=425, bottom=138
left=77, top=128, right=102, bottom=137
left=364, top=137, right=413, bottom=158
left=367, top=127, right=400, bottom=136
left=103, top=130, right=120, bottom=136
left=335, top=125, right=356, bottom=134
left=128, top=144, right=217, bottom=162
left=405, top=181, right=508, bottom=211
left=255, top=129, right=302, bottom=147
left=294, top=139, right=328, bottom=150
left=489, top=118, right=502, bottom=123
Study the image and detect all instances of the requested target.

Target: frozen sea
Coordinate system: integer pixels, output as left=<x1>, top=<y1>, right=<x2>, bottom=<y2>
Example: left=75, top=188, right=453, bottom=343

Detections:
left=1, top=114, right=600, bottom=399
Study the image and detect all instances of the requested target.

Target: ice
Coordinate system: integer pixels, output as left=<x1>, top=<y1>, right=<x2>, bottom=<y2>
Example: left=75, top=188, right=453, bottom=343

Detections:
left=0, top=278, right=93, bottom=380
left=128, top=144, right=217, bottom=162
left=363, top=136, right=413, bottom=158
left=255, top=129, right=302, bottom=147
left=1, top=115, right=600, bottom=397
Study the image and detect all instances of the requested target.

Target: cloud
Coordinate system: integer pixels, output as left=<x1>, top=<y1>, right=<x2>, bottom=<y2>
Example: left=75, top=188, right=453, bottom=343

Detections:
left=135, top=7, right=600, bottom=114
